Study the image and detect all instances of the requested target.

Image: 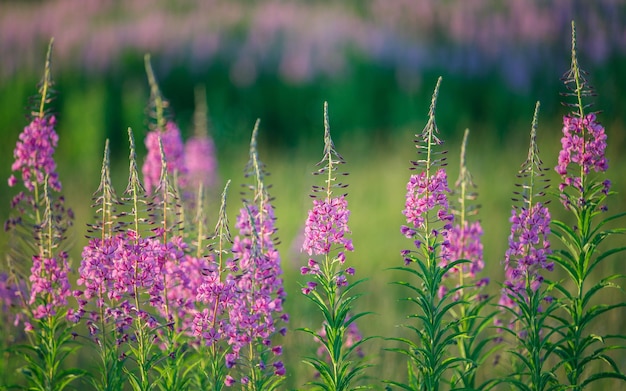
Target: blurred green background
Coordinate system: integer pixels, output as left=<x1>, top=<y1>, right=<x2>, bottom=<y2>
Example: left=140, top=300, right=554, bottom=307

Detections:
left=1, top=0, right=626, bottom=389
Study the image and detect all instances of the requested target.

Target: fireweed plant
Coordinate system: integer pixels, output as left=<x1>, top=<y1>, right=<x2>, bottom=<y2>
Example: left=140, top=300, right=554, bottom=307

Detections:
left=225, top=120, right=287, bottom=390
left=439, top=129, right=497, bottom=389
left=299, top=102, right=371, bottom=390
left=496, top=102, right=562, bottom=391
left=191, top=179, right=236, bottom=390
left=145, top=120, right=190, bottom=391
left=389, top=77, right=470, bottom=390
left=142, top=54, right=188, bottom=196
left=74, top=137, right=127, bottom=391
left=550, top=22, right=626, bottom=389
left=185, top=85, right=219, bottom=199
left=4, top=39, right=85, bottom=391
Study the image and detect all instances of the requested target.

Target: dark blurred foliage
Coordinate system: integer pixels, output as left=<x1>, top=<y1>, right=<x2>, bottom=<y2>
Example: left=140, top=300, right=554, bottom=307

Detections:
left=1, top=0, right=625, bottom=154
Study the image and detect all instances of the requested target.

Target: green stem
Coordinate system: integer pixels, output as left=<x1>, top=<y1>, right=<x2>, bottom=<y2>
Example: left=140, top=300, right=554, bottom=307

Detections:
left=144, top=54, right=166, bottom=132
left=38, top=39, right=54, bottom=120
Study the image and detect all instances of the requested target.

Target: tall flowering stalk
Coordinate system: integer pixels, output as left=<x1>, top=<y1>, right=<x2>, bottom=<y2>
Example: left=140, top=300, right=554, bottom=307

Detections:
left=5, top=39, right=84, bottom=391
left=226, top=120, right=287, bottom=390
left=74, top=138, right=126, bottom=391
left=185, top=85, right=218, bottom=195
left=144, top=138, right=192, bottom=391
left=299, top=102, right=370, bottom=390
left=390, top=77, right=465, bottom=390
left=440, top=129, right=496, bottom=389
left=114, top=129, right=157, bottom=391
left=138, top=55, right=204, bottom=391
left=183, top=85, right=219, bottom=255
left=498, top=102, right=560, bottom=391
left=550, top=22, right=626, bottom=389
left=142, top=54, right=188, bottom=195
left=192, top=180, right=238, bottom=390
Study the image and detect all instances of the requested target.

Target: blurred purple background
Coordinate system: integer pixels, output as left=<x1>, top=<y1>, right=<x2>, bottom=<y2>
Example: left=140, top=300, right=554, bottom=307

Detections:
left=2, top=0, right=625, bottom=91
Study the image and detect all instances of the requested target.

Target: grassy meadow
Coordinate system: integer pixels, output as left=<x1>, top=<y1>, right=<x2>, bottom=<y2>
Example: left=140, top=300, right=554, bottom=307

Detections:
left=4, top=97, right=625, bottom=388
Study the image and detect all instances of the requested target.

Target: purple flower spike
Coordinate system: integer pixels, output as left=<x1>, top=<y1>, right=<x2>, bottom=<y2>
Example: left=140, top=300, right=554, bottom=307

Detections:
left=228, top=201, right=286, bottom=368
left=225, top=121, right=288, bottom=379
left=500, top=203, right=552, bottom=307
left=10, top=115, right=62, bottom=192
left=403, top=168, right=451, bottom=232
left=556, top=112, right=611, bottom=210
left=556, top=113, right=608, bottom=178
left=29, top=252, right=71, bottom=320
left=441, top=221, right=484, bottom=277
left=185, top=134, right=217, bottom=190
left=142, top=121, right=188, bottom=194
left=302, top=195, right=353, bottom=256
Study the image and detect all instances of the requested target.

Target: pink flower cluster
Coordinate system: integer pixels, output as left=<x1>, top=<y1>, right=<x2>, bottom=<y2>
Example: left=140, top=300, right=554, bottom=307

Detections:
left=29, top=252, right=71, bottom=319
left=440, top=221, right=485, bottom=277
left=76, top=236, right=117, bottom=310
left=9, top=115, right=61, bottom=192
left=302, top=195, right=354, bottom=256
left=402, top=168, right=453, bottom=237
left=193, top=257, right=237, bottom=348
left=500, top=203, right=553, bottom=307
left=556, top=113, right=608, bottom=180
left=164, top=252, right=209, bottom=334
left=142, top=121, right=188, bottom=194
left=184, top=134, right=218, bottom=190
left=228, top=202, right=286, bottom=376
left=75, top=231, right=190, bottom=335
left=555, top=113, right=611, bottom=208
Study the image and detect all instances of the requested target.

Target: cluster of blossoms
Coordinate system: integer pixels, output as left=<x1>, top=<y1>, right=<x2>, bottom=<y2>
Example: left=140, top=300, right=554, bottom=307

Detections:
left=437, top=129, right=488, bottom=302
left=439, top=220, right=487, bottom=300
left=192, top=256, right=237, bottom=348
left=8, top=115, right=62, bottom=192
left=163, top=252, right=210, bottom=335
left=228, top=202, right=287, bottom=375
left=300, top=194, right=355, bottom=294
left=6, top=50, right=291, bottom=390
left=556, top=113, right=608, bottom=179
left=302, top=195, right=353, bottom=257
left=440, top=221, right=484, bottom=276
left=497, top=102, right=553, bottom=312
left=402, top=169, right=453, bottom=235
left=500, top=203, right=553, bottom=308
left=300, top=196, right=358, bottom=344
left=29, top=252, right=72, bottom=321
left=142, top=121, right=188, bottom=194
left=401, top=167, right=453, bottom=266
left=555, top=113, right=611, bottom=208
left=184, top=134, right=218, bottom=190
left=74, top=231, right=190, bottom=337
